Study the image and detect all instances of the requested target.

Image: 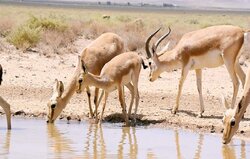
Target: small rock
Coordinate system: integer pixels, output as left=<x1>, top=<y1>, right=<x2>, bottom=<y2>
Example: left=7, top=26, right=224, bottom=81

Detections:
left=67, top=116, right=71, bottom=121
left=15, top=75, right=19, bottom=78
left=14, top=110, right=25, bottom=115
left=210, top=130, right=215, bottom=133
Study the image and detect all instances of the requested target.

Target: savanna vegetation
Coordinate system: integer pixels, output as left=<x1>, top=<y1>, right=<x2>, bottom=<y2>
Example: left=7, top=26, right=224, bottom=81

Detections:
left=0, top=4, right=250, bottom=56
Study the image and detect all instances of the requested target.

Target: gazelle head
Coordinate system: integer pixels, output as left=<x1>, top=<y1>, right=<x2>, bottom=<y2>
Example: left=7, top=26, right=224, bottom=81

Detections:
left=76, top=56, right=88, bottom=94
left=47, top=79, right=65, bottom=123
left=145, top=27, right=171, bottom=82
left=221, top=96, right=243, bottom=144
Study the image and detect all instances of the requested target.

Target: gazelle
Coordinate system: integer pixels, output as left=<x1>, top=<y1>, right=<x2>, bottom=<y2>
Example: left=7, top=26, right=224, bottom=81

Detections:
left=145, top=25, right=249, bottom=117
left=0, top=64, right=11, bottom=129
left=47, top=32, right=124, bottom=123
left=77, top=52, right=147, bottom=126
left=221, top=68, right=250, bottom=144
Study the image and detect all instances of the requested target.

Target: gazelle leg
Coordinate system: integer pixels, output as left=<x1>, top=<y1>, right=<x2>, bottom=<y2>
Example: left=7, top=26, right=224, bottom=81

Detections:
left=133, top=81, right=139, bottom=120
left=125, top=83, right=134, bottom=118
left=223, top=54, right=240, bottom=109
left=0, top=96, right=11, bottom=129
left=118, top=85, right=130, bottom=126
left=195, top=69, right=204, bottom=118
left=86, top=87, right=94, bottom=118
left=235, top=60, right=246, bottom=88
left=93, top=88, right=99, bottom=118
left=96, top=90, right=104, bottom=110
left=99, top=92, right=109, bottom=124
left=172, top=67, right=189, bottom=114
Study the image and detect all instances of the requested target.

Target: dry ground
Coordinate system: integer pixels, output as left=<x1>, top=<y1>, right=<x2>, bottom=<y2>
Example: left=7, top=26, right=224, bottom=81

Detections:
left=0, top=34, right=250, bottom=141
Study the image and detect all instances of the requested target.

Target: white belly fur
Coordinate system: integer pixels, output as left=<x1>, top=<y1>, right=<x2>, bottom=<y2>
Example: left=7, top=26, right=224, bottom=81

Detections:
left=190, top=49, right=224, bottom=70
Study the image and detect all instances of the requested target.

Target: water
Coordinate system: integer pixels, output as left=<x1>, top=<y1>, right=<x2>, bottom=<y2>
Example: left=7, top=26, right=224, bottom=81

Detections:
left=0, top=118, right=249, bottom=159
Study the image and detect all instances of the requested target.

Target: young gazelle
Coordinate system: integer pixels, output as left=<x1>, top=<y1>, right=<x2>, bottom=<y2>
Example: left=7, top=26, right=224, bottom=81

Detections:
left=0, top=64, right=11, bottom=129
left=77, top=52, right=147, bottom=126
left=146, top=25, right=249, bottom=117
left=47, top=33, right=124, bottom=123
left=221, top=68, right=250, bottom=144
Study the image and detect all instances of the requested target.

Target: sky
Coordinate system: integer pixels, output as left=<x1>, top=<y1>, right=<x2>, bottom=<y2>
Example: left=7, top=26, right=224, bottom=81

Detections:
left=59, top=0, right=250, bottom=9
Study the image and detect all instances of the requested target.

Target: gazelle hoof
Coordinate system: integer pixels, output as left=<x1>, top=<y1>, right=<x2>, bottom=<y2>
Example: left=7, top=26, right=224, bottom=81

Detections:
left=171, top=110, right=177, bottom=114
left=197, top=113, right=203, bottom=118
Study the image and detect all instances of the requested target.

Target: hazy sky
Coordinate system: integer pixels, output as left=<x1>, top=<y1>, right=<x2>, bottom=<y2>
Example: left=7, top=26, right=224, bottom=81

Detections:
left=64, top=0, right=250, bottom=9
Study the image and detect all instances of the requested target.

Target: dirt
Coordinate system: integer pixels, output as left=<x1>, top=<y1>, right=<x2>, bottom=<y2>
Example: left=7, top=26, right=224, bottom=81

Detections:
left=0, top=35, right=250, bottom=141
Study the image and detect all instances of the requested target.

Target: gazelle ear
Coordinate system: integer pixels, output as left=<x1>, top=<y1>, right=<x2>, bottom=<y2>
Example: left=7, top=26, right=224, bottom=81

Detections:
left=77, top=55, right=81, bottom=69
left=221, top=95, right=230, bottom=110
left=53, top=79, right=59, bottom=92
left=53, top=79, right=64, bottom=97
left=0, top=64, right=3, bottom=85
left=161, top=41, right=171, bottom=52
left=81, top=60, right=88, bottom=73
left=57, top=81, right=64, bottom=97
left=235, top=96, right=244, bottom=114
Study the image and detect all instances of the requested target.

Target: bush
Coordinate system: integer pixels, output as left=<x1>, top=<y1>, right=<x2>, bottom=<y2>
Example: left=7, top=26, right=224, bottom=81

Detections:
left=8, top=24, right=41, bottom=50
left=28, top=15, right=68, bottom=32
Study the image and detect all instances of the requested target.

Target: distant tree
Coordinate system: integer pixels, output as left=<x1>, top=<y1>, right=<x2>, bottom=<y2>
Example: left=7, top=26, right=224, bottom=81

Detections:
left=107, top=1, right=111, bottom=5
left=127, top=2, right=130, bottom=6
left=98, top=2, right=101, bottom=5
left=163, top=3, right=175, bottom=7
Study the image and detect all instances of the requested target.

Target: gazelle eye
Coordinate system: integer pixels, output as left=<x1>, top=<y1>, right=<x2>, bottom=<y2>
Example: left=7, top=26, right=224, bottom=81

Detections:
left=51, top=104, right=56, bottom=109
left=230, top=119, right=236, bottom=127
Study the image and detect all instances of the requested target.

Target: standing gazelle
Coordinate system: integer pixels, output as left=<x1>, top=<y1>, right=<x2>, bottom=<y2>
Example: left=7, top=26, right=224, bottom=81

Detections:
left=77, top=52, right=147, bottom=126
left=221, top=68, right=250, bottom=144
left=146, top=25, right=249, bottom=117
left=47, top=33, right=124, bottom=123
left=0, top=64, right=11, bottom=129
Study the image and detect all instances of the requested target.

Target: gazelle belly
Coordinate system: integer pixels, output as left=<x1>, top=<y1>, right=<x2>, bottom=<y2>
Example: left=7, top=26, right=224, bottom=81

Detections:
left=121, top=71, right=133, bottom=85
left=190, top=49, right=224, bottom=69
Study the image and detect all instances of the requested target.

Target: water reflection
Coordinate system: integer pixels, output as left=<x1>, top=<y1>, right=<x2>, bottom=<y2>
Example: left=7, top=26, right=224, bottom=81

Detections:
left=0, top=118, right=249, bottom=158
left=47, top=124, right=74, bottom=158
left=194, top=133, right=204, bottom=159
left=83, top=124, right=107, bottom=158
left=0, top=130, right=11, bottom=156
left=117, top=127, right=138, bottom=159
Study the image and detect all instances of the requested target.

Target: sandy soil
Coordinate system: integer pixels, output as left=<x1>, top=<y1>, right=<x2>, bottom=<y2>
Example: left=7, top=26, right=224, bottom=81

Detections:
left=0, top=35, right=249, bottom=140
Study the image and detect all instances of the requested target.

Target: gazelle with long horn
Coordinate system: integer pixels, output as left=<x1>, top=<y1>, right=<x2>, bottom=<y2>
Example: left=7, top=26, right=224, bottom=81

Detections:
left=47, top=33, right=124, bottom=123
left=77, top=52, right=148, bottom=126
left=0, top=64, right=11, bottom=129
left=221, top=68, right=250, bottom=144
left=145, top=25, right=249, bottom=117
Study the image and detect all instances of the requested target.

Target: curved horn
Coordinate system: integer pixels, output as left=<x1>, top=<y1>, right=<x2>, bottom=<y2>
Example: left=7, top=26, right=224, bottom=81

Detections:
left=145, top=27, right=161, bottom=59
left=152, top=26, right=171, bottom=53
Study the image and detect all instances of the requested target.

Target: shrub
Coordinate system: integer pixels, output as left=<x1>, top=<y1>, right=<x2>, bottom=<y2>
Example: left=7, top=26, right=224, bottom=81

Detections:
left=7, top=24, right=41, bottom=50
left=27, top=15, right=68, bottom=32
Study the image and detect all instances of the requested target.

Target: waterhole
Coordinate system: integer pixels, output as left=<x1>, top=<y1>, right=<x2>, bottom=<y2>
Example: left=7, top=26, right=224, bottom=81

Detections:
left=0, top=118, right=249, bottom=158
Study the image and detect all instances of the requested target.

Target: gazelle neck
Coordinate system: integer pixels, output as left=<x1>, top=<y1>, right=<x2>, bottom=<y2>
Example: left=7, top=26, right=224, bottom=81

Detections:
left=85, top=73, right=111, bottom=91
left=61, top=70, right=80, bottom=108
left=235, top=93, right=250, bottom=122
left=157, top=50, right=182, bottom=72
